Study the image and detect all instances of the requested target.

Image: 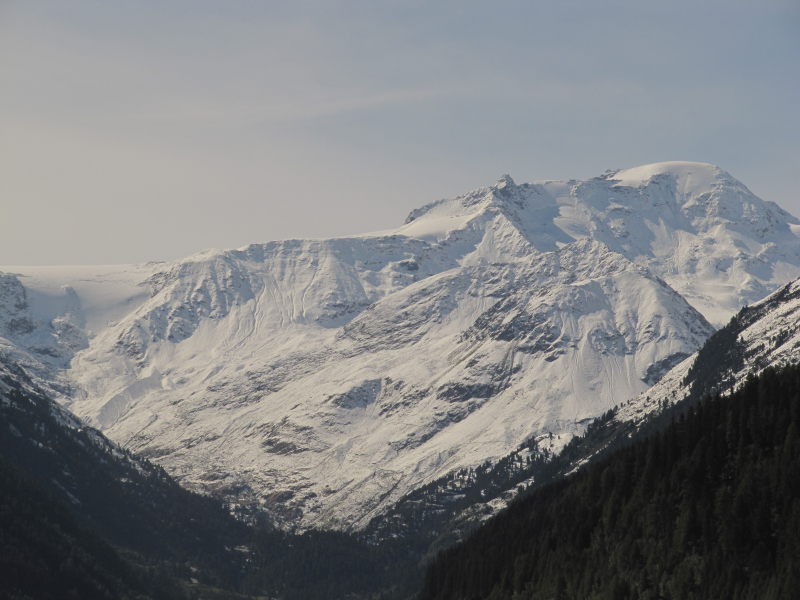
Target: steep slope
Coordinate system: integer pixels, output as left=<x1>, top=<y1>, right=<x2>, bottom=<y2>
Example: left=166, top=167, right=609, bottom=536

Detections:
left=0, top=354, right=248, bottom=586
left=420, top=365, right=800, bottom=600
left=0, top=455, right=181, bottom=600
left=618, top=275, right=800, bottom=426
left=2, top=161, right=796, bottom=530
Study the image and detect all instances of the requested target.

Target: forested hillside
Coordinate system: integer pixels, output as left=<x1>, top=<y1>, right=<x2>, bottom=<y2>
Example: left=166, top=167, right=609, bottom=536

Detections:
left=0, top=455, right=185, bottom=600
left=421, top=365, right=800, bottom=600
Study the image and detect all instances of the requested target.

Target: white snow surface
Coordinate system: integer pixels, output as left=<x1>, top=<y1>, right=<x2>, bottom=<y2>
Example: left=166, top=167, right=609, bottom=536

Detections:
left=611, top=161, right=720, bottom=194
left=2, top=161, right=798, bottom=530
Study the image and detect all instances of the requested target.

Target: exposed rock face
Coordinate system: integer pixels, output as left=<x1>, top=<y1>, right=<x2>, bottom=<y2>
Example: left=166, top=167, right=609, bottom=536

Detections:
left=0, top=274, right=34, bottom=337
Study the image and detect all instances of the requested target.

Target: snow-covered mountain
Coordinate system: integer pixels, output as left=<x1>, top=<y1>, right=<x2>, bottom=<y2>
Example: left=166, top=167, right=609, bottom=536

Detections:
left=401, top=161, right=800, bottom=326
left=2, top=161, right=798, bottom=529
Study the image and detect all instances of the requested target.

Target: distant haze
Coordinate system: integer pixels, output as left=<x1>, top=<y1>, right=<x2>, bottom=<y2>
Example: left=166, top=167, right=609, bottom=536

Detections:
left=2, top=0, right=798, bottom=265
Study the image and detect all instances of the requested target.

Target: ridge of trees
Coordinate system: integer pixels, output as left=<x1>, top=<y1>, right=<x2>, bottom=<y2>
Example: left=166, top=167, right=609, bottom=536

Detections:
left=420, top=365, right=800, bottom=600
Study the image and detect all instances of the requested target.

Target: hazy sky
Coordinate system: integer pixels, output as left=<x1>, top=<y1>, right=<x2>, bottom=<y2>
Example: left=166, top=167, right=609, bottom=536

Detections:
left=2, top=1, right=799, bottom=265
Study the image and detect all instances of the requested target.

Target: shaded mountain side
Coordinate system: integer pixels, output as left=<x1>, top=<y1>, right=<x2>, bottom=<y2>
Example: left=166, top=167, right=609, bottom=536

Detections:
left=0, top=455, right=184, bottom=600
left=420, top=365, right=800, bottom=600
left=0, top=357, right=248, bottom=589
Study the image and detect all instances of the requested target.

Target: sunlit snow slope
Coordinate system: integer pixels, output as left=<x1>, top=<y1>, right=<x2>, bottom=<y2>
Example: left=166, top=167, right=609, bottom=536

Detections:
left=2, top=162, right=798, bottom=529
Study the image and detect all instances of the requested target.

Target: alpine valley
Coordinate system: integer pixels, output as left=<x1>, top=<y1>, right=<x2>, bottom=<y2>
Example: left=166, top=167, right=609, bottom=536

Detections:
left=3, top=161, right=800, bottom=537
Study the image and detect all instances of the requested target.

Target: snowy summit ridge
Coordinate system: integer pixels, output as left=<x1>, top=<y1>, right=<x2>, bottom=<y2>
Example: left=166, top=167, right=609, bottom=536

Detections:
left=2, top=161, right=799, bottom=529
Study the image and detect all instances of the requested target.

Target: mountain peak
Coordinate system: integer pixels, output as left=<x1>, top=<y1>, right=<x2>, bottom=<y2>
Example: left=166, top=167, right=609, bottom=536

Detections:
left=494, top=173, right=516, bottom=188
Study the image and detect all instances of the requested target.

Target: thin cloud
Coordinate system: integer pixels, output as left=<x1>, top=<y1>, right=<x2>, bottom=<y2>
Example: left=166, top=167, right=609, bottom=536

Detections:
left=133, top=86, right=463, bottom=125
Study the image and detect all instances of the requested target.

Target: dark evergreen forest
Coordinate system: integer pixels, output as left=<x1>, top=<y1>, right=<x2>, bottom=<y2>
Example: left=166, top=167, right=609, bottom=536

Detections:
left=0, top=455, right=187, bottom=600
left=420, top=365, right=800, bottom=600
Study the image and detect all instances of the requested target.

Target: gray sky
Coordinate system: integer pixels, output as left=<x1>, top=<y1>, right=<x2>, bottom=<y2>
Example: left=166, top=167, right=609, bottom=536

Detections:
left=2, top=0, right=799, bottom=265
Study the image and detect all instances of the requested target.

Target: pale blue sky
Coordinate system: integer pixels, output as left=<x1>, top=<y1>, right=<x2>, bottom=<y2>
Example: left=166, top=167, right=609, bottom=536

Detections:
left=2, top=1, right=798, bottom=264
